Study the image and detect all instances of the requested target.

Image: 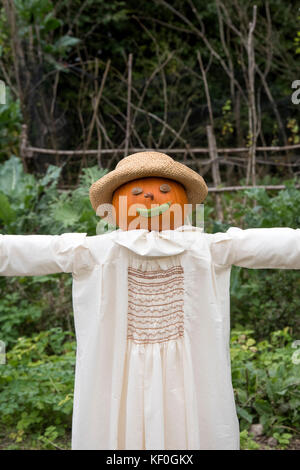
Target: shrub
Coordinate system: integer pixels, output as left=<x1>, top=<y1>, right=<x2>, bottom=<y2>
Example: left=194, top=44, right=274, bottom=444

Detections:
left=0, top=90, right=22, bottom=161
left=0, top=328, right=75, bottom=449
left=231, top=327, right=300, bottom=440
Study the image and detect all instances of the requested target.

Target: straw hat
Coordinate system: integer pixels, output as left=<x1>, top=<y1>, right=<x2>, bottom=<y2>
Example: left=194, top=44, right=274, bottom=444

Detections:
left=89, top=151, right=208, bottom=212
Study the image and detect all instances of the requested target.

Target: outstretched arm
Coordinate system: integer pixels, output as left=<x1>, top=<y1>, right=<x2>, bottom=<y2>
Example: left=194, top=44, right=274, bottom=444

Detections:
left=210, top=227, right=300, bottom=269
left=0, top=233, right=93, bottom=276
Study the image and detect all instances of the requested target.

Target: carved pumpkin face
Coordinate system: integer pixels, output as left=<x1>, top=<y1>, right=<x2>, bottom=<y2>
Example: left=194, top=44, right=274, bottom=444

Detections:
left=112, top=177, right=188, bottom=231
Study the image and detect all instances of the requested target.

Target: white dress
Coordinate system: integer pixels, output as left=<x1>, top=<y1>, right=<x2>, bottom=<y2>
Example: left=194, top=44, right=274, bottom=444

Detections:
left=118, top=253, right=199, bottom=449
left=0, top=225, right=299, bottom=450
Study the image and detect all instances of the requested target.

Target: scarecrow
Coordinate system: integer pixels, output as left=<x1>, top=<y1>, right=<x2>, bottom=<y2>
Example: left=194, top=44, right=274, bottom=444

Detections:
left=0, top=151, right=299, bottom=450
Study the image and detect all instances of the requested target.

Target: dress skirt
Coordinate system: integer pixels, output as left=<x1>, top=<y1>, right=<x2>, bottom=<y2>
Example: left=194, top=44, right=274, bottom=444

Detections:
left=117, top=253, right=200, bottom=450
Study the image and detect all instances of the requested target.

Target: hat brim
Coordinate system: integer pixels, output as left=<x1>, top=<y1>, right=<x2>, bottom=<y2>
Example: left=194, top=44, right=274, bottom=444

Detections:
left=89, top=153, right=208, bottom=212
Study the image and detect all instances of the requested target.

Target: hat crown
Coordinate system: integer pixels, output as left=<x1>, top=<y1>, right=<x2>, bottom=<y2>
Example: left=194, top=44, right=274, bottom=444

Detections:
left=89, top=150, right=208, bottom=212
left=116, top=151, right=173, bottom=169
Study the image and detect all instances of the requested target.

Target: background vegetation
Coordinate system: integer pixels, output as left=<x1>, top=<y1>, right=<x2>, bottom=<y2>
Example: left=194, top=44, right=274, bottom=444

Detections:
left=0, top=0, right=299, bottom=451
left=0, top=0, right=299, bottom=181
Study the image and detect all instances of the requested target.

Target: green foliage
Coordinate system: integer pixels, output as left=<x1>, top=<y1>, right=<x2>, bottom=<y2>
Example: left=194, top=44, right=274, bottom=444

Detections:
left=0, top=155, right=61, bottom=234
left=0, top=292, right=43, bottom=345
left=230, top=265, right=300, bottom=339
left=49, top=165, right=108, bottom=234
left=239, top=430, right=260, bottom=450
left=0, top=89, right=22, bottom=161
left=0, top=328, right=75, bottom=448
left=10, top=0, right=80, bottom=65
left=272, top=432, right=292, bottom=448
left=242, top=181, right=300, bottom=228
left=2, top=0, right=298, bottom=154
left=96, top=218, right=118, bottom=235
left=231, top=328, right=300, bottom=441
left=0, top=155, right=106, bottom=235
left=293, top=14, right=300, bottom=54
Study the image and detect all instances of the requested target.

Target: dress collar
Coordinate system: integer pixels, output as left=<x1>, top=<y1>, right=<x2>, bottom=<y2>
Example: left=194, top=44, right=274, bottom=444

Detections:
left=109, top=225, right=204, bottom=257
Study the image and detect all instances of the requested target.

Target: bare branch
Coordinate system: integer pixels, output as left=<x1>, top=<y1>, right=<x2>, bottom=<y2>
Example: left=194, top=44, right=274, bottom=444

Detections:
left=197, top=51, right=214, bottom=127
left=85, top=59, right=111, bottom=150
left=155, top=0, right=248, bottom=102
left=125, top=53, right=133, bottom=157
left=246, top=5, right=257, bottom=186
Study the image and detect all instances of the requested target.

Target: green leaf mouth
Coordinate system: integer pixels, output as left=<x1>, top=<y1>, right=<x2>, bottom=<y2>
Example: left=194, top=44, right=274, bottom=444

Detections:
left=136, top=201, right=172, bottom=218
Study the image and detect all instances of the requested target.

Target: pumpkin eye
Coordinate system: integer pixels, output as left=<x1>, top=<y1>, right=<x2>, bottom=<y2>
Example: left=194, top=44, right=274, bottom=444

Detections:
left=160, top=183, right=171, bottom=193
left=131, top=186, right=143, bottom=195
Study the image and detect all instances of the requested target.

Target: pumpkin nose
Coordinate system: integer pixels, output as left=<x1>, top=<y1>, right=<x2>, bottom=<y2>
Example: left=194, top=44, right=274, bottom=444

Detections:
left=144, top=192, right=154, bottom=200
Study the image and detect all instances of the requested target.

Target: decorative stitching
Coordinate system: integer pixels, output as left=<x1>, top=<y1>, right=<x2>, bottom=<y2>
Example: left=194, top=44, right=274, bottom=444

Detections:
left=128, top=298, right=183, bottom=308
left=127, top=331, right=184, bottom=344
left=128, top=320, right=184, bottom=330
left=127, top=264, right=184, bottom=344
left=128, top=310, right=183, bottom=319
left=128, top=287, right=184, bottom=296
left=127, top=278, right=183, bottom=288
left=128, top=266, right=183, bottom=274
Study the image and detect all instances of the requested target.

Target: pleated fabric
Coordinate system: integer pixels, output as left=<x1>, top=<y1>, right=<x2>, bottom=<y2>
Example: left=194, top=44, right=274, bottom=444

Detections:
left=118, top=336, right=200, bottom=450
left=117, top=253, right=200, bottom=450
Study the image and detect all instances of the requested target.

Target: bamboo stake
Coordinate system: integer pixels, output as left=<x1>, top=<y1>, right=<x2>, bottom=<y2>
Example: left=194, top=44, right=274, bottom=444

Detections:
left=206, top=125, right=223, bottom=221
left=19, top=124, right=28, bottom=172
left=197, top=49, right=223, bottom=220
left=125, top=53, right=133, bottom=157
left=208, top=184, right=300, bottom=193
left=246, top=5, right=257, bottom=186
left=197, top=51, right=214, bottom=127
left=23, top=144, right=300, bottom=156
left=58, top=183, right=300, bottom=193
left=86, top=59, right=111, bottom=150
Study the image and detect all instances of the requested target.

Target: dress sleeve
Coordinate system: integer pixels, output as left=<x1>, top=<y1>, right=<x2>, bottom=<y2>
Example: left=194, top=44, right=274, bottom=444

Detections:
left=0, top=233, right=94, bottom=276
left=209, top=227, right=300, bottom=269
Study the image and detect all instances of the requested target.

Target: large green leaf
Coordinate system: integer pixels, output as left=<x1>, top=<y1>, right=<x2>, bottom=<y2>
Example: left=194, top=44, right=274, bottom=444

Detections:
left=54, top=35, right=80, bottom=54
left=0, top=156, right=23, bottom=197
left=0, top=156, right=35, bottom=201
left=96, top=218, right=118, bottom=235
left=0, top=192, right=17, bottom=224
left=52, top=203, right=79, bottom=228
left=40, top=165, right=62, bottom=189
left=254, top=399, right=273, bottom=416
left=236, top=405, right=253, bottom=424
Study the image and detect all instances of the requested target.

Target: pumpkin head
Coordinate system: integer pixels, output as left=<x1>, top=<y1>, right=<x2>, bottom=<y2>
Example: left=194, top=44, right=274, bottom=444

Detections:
left=112, top=177, right=189, bottom=231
